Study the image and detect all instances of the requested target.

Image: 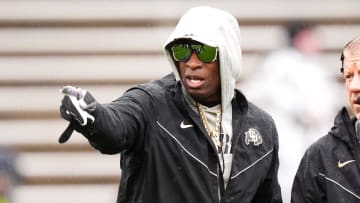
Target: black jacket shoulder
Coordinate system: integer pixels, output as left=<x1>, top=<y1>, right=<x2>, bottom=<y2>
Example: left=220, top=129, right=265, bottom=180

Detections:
left=291, top=108, right=360, bottom=203
left=127, top=73, right=177, bottom=98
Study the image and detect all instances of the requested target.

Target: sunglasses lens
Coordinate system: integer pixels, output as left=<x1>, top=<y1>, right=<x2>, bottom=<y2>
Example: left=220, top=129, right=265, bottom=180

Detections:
left=171, top=43, right=217, bottom=63
left=197, top=45, right=217, bottom=63
left=172, top=44, right=191, bottom=62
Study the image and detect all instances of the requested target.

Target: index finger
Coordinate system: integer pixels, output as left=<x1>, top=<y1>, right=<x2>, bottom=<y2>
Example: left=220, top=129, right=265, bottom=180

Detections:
left=61, top=86, right=79, bottom=97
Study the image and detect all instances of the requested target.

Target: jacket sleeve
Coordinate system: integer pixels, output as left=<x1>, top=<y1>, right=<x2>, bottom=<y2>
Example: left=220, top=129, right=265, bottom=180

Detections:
left=252, top=123, right=283, bottom=203
left=77, top=87, right=154, bottom=154
left=291, top=144, right=326, bottom=203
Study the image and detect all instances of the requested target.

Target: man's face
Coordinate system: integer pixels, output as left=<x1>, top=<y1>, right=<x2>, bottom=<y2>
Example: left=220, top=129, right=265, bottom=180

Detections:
left=177, top=48, right=221, bottom=106
left=343, top=44, right=360, bottom=118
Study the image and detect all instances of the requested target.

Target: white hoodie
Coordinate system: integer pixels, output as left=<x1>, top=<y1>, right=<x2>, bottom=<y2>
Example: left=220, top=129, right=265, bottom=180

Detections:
left=164, top=6, right=243, bottom=111
left=163, top=6, right=243, bottom=189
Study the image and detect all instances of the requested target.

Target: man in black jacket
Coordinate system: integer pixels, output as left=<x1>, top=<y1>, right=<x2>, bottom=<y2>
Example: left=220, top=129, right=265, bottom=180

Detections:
left=59, top=6, right=282, bottom=203
left=291, top=35, right=360, bottom=202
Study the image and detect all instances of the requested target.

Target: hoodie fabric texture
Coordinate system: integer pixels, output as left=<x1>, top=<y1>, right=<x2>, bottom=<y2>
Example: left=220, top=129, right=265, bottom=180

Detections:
left=164, top=6, right=242, bottom=112
left=291, top=107, right=360, bottom=202
left=75, top=6, right=282, bottom=203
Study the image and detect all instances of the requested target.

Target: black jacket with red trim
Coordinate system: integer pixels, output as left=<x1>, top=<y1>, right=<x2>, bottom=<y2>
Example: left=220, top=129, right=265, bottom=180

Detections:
left=77, top=73, right=282, bottom=203
left=291, top=107, right=360, bottom=202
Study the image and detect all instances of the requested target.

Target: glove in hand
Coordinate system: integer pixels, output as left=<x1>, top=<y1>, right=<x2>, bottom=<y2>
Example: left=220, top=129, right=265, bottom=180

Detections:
left=59, top=86, right=97, bottom=143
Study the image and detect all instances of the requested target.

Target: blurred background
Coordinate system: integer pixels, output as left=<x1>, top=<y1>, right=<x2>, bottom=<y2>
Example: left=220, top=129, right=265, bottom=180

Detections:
left=0, top=0, right=359, bottom=202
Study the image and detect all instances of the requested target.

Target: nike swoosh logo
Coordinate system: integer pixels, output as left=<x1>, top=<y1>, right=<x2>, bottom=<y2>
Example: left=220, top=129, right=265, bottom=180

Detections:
left=180, top=121, right=194, bottom=129
left=338, top=160, right=356, bottom=168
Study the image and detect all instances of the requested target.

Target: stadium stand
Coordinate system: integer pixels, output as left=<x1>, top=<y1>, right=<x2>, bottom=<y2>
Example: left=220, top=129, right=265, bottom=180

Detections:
left=0, top=0, right=359, bottom=202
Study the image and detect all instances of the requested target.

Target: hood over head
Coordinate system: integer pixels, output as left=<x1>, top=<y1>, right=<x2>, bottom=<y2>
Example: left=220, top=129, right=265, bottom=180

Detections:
left=164, top=6, right=242, bottom=110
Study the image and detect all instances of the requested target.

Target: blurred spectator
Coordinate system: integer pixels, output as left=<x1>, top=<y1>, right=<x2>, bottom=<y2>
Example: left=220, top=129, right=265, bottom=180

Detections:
left=0, top=147, right=21, bottom=203
left=241, top=21, right=341, bottom=202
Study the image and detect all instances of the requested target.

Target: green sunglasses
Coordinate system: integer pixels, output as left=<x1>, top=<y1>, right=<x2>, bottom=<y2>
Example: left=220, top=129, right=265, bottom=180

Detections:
left=171, top=42, right=218, bottom=63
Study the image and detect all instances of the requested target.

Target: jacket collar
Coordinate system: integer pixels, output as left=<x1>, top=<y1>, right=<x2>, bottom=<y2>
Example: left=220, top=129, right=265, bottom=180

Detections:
left=330, top=107, right=356, bottom=147
left=233, top=89, right=249, bottom=115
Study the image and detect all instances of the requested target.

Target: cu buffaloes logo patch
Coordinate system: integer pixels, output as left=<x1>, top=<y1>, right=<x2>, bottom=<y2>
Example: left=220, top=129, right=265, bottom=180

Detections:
left=244, top=128, right=263, bottom=146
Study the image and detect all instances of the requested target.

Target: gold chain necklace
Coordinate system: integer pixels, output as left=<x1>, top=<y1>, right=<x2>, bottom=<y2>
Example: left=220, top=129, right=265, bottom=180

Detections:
left=197, top=103, right=222, bottom=148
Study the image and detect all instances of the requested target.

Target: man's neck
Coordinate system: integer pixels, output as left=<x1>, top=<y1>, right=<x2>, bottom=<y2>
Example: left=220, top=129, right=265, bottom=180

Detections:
left=197, top=101, right=221, bottom=108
